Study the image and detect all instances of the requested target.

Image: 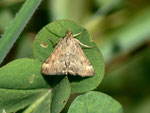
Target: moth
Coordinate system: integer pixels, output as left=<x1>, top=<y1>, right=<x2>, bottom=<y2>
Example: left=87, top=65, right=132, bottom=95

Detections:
left=41, top=29, right=94, bottom=77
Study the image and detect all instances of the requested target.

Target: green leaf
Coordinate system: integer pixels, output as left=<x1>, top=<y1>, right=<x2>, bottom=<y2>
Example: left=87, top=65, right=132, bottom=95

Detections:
left=0, top=58, right=49, bottom=89
left=51, top=77, right=71, bottom=113
left=0, top=0, right=42, bottom=64
left=0, top=89, right=47, bottom=113
left=68, top=91, right=123, bottom=113
left=33, top=20, right=105, bottom=93
left=0, top=59, right=71, bottom=112
left=23, top=89, right=51, bottom=113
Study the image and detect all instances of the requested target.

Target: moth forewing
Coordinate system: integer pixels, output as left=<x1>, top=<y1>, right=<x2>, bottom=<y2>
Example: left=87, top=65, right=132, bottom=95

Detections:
left=41, top=29, right=94, bottom=77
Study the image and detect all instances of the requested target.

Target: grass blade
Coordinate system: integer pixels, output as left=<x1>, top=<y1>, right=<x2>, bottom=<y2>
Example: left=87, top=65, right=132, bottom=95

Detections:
left=0, top=0, right=43, bottom=64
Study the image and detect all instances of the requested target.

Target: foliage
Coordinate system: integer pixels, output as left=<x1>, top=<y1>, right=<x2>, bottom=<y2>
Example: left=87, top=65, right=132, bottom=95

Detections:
left=0, top=18, right=108, bottom=112
left=1, top=0, right=150, bottom=113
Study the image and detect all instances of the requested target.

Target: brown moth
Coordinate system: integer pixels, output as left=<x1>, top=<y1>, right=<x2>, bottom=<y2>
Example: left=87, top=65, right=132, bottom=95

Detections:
left=41, top=29, right=94, bottom=77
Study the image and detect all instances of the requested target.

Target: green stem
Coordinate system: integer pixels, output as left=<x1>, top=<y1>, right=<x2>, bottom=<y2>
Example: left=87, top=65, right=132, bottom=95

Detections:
left=0, top=0, right=43, bottom=64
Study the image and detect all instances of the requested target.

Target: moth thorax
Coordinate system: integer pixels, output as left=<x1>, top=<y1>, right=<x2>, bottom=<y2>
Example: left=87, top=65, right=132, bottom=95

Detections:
left=66, top=30, right=73, bottom=39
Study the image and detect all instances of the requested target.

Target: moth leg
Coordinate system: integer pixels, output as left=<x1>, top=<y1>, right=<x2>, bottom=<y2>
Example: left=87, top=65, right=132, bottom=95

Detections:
left=73, top=30, right=94, bottom=48
left=48, top=38, right=63, bottom=47
left=73, top=32, right=82, bottom=37
left=47, top=38, right=55, bottom=47
left=74, top=38, right=94, bottom=48
left=73, top=29, right=86, bottom=37
left=55, top=38, right=63, bottom=45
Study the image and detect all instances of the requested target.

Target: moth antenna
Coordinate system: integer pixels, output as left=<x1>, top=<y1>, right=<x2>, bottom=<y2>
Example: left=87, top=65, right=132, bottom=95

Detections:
left=45, top=26, right=63, bottom=47
left=74, top=38, right=94, bottom=48
left=45, top=26, right=61, bottom=37
left=44, top=26, right=54, bottom=43
left=54, top=19, right=68, bottom=32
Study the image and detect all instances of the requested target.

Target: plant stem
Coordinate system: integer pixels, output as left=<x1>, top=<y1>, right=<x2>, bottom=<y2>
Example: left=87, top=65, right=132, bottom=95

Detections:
left=0, top=0, right=43, bottom=64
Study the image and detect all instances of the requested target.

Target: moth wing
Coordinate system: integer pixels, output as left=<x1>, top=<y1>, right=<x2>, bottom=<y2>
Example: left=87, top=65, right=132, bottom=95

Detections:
left=42, top=39, right=66, bottom=75
left=68, top=38, right=94, bottom=76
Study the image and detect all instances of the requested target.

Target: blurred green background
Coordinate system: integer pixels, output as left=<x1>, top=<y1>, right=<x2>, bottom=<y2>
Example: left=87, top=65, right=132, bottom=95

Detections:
left=0, top=0, right=150, bottom=113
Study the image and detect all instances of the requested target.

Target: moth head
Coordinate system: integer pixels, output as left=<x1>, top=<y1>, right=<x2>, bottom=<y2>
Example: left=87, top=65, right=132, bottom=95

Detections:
left=65, top=29, right=74, bottom=42
left=66, top=29, right=72, bottom=37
